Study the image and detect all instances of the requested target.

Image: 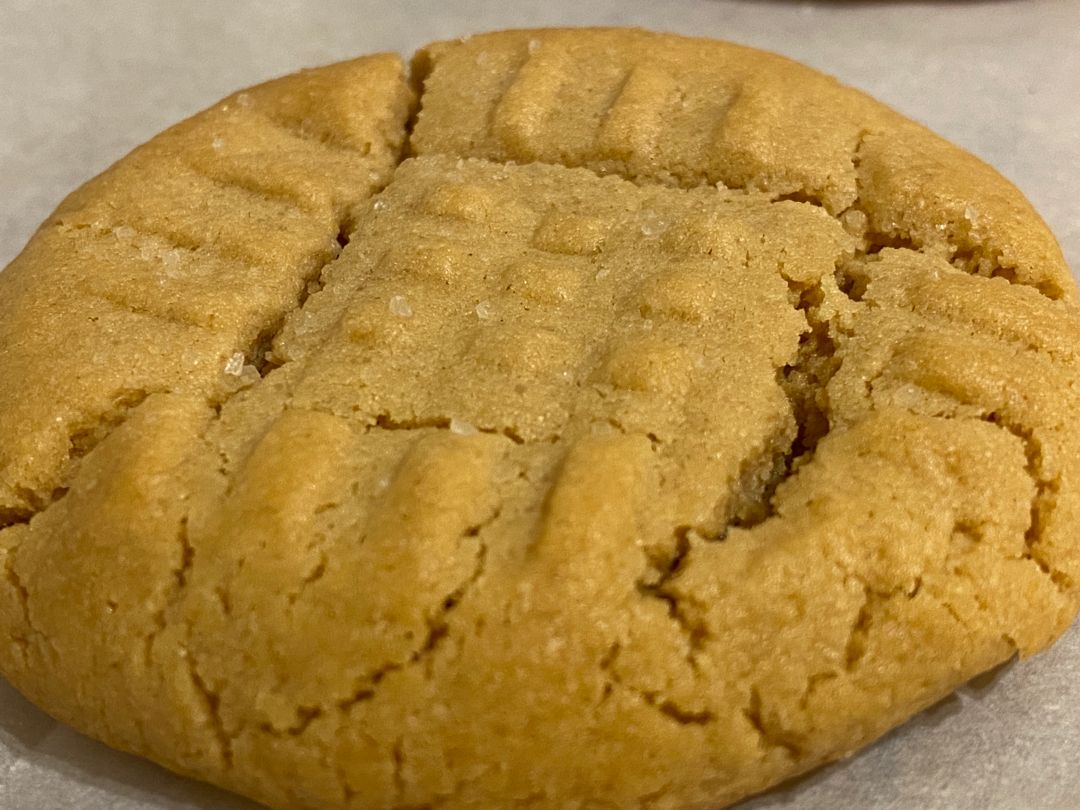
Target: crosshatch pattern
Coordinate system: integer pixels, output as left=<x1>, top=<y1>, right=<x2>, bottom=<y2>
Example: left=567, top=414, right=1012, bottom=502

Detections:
left=1, top=29, right=1079, bottom=810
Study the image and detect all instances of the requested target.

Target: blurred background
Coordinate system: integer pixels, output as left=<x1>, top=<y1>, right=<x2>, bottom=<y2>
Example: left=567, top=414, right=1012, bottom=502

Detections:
left=1, top=1, right=1078, bottom=808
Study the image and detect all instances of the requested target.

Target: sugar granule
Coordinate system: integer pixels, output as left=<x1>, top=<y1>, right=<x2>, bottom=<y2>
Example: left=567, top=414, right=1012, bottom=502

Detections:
left=389, top=295, right=413, bottom=317
left=224, top=352, right=245, bottom=376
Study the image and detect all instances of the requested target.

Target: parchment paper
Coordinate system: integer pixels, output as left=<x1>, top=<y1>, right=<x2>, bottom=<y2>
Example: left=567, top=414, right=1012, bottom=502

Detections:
left=1, top=1, right=1078, bottom=808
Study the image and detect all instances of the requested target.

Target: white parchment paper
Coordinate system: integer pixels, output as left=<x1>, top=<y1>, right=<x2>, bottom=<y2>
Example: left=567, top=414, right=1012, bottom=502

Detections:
left=1, top=1, right=1078, bottom=808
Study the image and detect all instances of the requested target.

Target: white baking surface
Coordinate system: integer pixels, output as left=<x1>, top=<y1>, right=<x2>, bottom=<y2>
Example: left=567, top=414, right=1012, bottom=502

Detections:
left=1, top=1, right=1078, bottom=808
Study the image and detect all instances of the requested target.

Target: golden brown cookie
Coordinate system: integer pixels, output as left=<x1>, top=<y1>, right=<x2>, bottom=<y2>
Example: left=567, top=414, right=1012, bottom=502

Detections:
left=2, top=28, right=1078, bottom=810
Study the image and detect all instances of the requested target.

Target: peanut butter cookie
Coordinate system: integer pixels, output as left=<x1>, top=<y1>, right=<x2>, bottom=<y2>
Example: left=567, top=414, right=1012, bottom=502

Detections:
left=1, top=28, right=1078, bottom=810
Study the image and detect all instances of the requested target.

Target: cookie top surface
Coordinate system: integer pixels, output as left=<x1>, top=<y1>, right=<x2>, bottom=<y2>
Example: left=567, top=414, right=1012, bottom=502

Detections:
left=1, top=27, right=1079, bottom=810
